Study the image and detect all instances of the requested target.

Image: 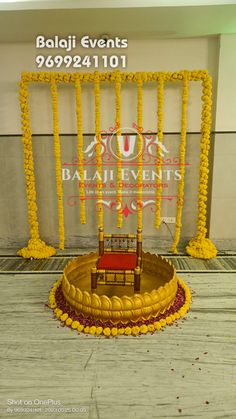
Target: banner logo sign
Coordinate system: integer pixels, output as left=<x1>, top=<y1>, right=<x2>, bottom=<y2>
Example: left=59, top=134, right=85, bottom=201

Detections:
left=62, top=123, right=190, bottom=217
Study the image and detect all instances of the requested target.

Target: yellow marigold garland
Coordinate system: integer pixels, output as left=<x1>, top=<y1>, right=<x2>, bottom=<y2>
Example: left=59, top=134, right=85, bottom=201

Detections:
left=186, top=74, right=217, bottom=259
left=75, top=78, right=86, bottom=224
left=155, top=74, right=165, bottom=228
left=94, top=72, right=103, bottom=228
left=48, top=276, right=191, bottom=337
left=17, top=81, right=56, bottom=259
left=172, top=72, right=189, bottom=254
left=115, top=70, right=123, bottom=228
left=136, top=73, right=143, bottom=230
left=51, top=79, right=65, bottom=249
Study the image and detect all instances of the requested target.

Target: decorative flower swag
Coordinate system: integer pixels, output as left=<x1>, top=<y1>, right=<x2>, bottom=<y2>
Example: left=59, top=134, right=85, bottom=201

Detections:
left=18, top=70, right=217, bottom=260
left=48, top=276, right=191, bottom=337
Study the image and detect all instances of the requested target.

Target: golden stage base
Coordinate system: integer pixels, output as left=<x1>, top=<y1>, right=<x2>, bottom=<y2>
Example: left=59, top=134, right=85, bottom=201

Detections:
left=48, top=252, right=191, bottom=337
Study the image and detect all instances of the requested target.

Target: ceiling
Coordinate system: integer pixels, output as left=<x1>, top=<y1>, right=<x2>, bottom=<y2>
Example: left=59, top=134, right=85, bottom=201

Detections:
left=0, top=2, right=236, bottom=42
left=0, top=0, right=236, bottom=10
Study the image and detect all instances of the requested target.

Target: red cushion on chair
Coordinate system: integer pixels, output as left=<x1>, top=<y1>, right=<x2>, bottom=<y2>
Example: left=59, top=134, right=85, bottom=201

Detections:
left=97, top=253, right=137, bottom=270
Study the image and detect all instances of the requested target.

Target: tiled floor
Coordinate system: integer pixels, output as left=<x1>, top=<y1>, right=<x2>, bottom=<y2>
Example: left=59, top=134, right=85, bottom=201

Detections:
left=0, top=256, right=236, bottom=418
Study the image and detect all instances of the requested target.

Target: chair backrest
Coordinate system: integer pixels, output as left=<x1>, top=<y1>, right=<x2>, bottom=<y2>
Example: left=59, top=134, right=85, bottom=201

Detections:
left=98, top=227, right=142, bottom=259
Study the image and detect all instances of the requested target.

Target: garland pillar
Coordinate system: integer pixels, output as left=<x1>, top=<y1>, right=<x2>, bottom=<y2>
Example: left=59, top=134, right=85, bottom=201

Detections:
left=17, top=79, right=56, bottom=259
left=186, top=72, right=217, bottom=259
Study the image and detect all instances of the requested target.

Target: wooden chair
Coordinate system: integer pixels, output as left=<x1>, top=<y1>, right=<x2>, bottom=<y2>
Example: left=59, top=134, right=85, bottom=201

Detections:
left=91, top=227, right=142, bottom=292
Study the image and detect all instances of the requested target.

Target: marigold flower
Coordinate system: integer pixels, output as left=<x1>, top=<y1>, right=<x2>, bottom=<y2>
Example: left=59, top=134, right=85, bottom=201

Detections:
left=154, top=321, right=162, bottom=330
left=77, top=324, right=84, bottom=332
left=103, top=327, right=111, bottom=337
left=111, top=327, right=118, bottom=336
left=148, top=324, right=155, bottom=332
left=96, top=326, right=103, bottom=335
left=89, top=326, right=96, bottom=335
left=140, top=324, right=148, bottom=334
left=66, top=317, right=73, bottom=326
left=71, top=321, right=79, bottom=329
left=132, top=326, right=140, bottom=336
left=124, top=327, right=132, bottom=335
left=61, top=313, right=68, bottom=322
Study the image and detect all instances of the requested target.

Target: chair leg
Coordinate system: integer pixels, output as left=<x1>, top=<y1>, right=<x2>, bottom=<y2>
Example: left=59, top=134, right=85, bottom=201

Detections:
left=134, top=267, right=141, bottom=292
left=91, top=267, right=97, bottom=290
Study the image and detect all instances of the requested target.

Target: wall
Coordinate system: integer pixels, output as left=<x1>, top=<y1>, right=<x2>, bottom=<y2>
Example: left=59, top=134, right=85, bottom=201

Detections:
left=0, top=37, right=218, bottom=134
left=0, top=36, right=222, bottom=249
left=209, top=34, right=236, bottom=243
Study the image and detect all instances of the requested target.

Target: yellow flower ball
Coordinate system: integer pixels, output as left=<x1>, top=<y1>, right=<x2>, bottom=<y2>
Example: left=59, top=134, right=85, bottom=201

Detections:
left=140, top=324, right=148, bottom=334
left=71, top=321, right=79, bottom=329
left=154, top=321, right=162, bottom=330
left=49, top=291, right=55, bottom=298
left=111, top=327, right=118, bottom=337
left=132, top=326, right=140, bottom=336
left=173, top=312, right=180, bottom=320
left=77, top=324, right=84, bottom=332
left=103, top=327, right=111, bottom=337
left=96, top=327, right=103, bottom=335
left=118, top=328, right=125, bottom=335
left=179, top=308, right=187, bottom=317
left=89, top=326, right=96, bottom=335
left=49, top=301, right=56, bottom=309
left=60, top=313, right=68, bottom=322
left=124, top=327, right=132, bottom=336
left=166, top=316, right=173, bottom=325
left=66, top=317, right=73, bottom=326
left=55, top=309, right=63, bottom=319
left=84, top=326, right=90, bottom=334
left=148, top=324, right=155, bottom=332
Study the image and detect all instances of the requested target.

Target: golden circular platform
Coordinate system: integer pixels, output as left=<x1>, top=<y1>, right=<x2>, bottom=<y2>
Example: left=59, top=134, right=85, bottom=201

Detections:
left=61, top=252, right=178, bottom=324
left=48, top=252, right=191, bottom=336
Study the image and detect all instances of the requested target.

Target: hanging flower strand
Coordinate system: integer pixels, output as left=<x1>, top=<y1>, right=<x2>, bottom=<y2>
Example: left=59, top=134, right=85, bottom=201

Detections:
left=94, top=72, right=103, bottom=228
left=51, top=79, right=65, bottom=249
left=18, top=80, right=56, bottom=259
left=186, top=73, right=217, bottom=258
left=155, top=74, right=165, bottom=228
left=137, top=73, right=143, bottom=230
left=75, top=78, right=86, bottom=224
left=115, top=71, right=123, bottom=228
left=172, top=72, right=189, bottom=254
